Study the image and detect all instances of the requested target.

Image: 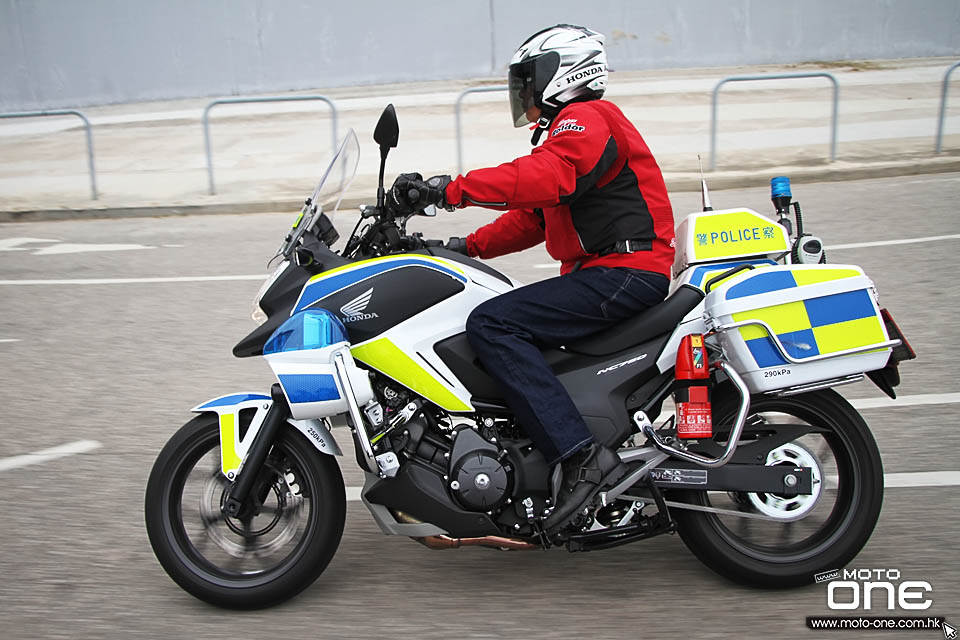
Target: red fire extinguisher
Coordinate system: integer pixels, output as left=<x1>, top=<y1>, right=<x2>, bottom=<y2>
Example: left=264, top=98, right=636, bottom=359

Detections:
left=674, top=334, right=713, bottom=439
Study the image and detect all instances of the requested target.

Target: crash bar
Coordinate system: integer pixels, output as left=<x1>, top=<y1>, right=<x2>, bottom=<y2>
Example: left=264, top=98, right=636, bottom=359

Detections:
left=935, top=61, right=960, bottom=153
left=454, top=85, right=508, bottom=175
left=640, top=361, right=752, bottom=469
left=203, top=95, right=338, bottom=195
left=0, top=110, right=98, bottom=200
left=710, top=72, right=839, bottom=170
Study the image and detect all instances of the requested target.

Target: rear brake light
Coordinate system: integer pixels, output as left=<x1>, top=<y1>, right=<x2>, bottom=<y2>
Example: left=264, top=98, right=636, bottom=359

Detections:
left=880, top=308, right=916, bottom=363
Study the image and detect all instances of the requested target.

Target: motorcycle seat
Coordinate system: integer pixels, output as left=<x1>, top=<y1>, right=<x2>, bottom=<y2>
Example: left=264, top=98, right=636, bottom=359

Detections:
left=563, top=284, right=705, bottom=357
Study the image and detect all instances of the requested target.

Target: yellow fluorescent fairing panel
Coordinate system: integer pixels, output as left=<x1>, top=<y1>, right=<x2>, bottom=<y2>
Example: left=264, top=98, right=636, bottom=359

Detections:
left=692, top=210, right=790, bottom=260
left=219, top=413, right=242, bottom=475
left=721, top=265, right=888, bottom=363
left=351, top=337, right=472, bottom=412
left=733, top=300, right=812, bottom=340
left=812, top=316, right=888, bottom=354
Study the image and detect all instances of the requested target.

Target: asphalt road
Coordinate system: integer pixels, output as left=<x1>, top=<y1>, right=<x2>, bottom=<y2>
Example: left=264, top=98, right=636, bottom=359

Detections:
left=0, top=173, right=958, bottom=639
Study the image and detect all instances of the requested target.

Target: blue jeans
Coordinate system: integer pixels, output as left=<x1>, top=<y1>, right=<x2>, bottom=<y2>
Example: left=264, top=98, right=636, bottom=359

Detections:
left=466, top=267, right=669, bottom=465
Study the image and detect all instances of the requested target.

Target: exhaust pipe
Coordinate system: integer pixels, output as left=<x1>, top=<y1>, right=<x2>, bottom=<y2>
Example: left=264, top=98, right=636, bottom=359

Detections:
left=413, top=534, right=538, bottom=551
left=392, top=510, right=537, bottom=550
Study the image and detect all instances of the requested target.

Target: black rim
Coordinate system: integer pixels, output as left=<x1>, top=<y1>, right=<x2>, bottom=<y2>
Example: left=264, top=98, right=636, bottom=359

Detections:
left=697, top=396, right=864, bottom=564
left=161, top=426, right=321, bottom=588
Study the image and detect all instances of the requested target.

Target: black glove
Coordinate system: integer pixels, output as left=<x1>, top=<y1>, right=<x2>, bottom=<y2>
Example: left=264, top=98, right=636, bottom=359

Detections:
left=387, top=173, right=453, bottom=214
left=445, top=237, right=469, bottom=255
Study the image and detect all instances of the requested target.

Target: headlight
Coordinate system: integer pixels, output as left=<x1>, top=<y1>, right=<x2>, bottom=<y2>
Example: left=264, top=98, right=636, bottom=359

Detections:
left=251, top=260, right=290, bottom=325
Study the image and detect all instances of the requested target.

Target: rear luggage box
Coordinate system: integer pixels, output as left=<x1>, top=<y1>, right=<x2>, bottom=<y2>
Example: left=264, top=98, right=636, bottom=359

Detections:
left=702, top=265, right=898, bottom=394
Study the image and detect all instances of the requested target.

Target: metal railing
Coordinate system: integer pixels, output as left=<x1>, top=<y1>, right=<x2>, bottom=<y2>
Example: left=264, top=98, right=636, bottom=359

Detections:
left=202, top=95, right=338, bottom=195
left=455, top=85, right=508, bottom=175
left=0, top=110, right=98, bottom=200
left=935, top=61, right=960, bottom=153
left=710, top=72, right=839, bottom=170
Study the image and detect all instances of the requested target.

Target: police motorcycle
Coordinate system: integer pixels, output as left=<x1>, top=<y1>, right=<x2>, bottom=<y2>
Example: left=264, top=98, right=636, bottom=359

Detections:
left=145, top=105, right=915, bottom=608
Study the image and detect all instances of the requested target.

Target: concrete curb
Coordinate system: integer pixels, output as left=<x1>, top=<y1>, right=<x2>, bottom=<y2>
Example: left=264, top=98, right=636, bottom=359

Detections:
left=3, top=157, right=959, bottom=223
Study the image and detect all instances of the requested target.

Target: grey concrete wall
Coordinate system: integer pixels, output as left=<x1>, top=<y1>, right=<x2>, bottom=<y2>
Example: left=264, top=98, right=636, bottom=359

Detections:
left=490, top=0, right=960, bottom=71
left=2, top=0, right=959, bottom=111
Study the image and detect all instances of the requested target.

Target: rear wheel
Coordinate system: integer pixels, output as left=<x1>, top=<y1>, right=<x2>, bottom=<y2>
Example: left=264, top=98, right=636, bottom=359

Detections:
left=672, top=389, right=883, bottom=587
left=145, top=413, right=345, bottom=608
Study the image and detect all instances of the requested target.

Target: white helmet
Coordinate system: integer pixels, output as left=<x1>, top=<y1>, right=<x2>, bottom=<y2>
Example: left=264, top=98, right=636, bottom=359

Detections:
left=508, top=24, right=608, bottom=127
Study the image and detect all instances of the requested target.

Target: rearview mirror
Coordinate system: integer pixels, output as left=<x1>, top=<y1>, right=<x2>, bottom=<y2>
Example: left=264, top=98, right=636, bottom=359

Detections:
left=374, top=104, right=399, bottom=149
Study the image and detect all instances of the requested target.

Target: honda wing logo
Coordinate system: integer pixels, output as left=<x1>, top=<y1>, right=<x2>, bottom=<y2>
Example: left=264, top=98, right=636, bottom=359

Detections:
left=339, top=288, right=379, bottom=323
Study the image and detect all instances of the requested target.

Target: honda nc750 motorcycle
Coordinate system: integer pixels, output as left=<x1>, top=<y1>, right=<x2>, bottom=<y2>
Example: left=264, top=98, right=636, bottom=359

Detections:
left=145, top=105, right=915, bottom=608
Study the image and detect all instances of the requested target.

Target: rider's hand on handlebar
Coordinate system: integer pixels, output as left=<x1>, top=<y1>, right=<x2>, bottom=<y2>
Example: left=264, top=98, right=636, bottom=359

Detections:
left=387, top=173, right=453, bottom=214
left=445, top=237, right=469, bottom=255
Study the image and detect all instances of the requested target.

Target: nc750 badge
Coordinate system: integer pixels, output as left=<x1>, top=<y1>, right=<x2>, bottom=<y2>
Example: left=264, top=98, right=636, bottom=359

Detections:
left=596, top=354, right=647, bottom=376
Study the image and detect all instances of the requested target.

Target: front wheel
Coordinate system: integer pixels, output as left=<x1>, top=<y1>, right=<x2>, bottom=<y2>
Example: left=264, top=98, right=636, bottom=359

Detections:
left=672, top=388, right=883, bottom=587
left=145, top=413, right=345, bottom=608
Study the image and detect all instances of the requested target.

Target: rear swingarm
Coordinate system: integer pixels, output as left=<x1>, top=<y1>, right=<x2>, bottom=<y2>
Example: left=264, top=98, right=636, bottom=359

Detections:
left=648, top=462, right=812, bottom=495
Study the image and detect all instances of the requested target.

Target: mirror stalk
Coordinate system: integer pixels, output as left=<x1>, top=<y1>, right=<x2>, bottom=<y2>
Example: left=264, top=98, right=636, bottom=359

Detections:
left=376, top=146, right=388, bottom=210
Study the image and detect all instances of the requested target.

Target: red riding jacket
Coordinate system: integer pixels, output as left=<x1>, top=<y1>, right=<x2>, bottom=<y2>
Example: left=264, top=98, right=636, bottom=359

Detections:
left=445, top=99, right=675, bottom=277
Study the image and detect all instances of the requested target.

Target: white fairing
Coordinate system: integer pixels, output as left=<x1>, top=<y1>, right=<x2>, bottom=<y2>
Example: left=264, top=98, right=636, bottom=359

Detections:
left=348, top=259, right=518, bottom=413
left=264, top=342, right=374, bottom=420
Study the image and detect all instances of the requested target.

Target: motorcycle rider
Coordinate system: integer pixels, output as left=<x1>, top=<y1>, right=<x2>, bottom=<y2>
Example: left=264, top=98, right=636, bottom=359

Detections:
left=387, top=24, right=675, bottom=532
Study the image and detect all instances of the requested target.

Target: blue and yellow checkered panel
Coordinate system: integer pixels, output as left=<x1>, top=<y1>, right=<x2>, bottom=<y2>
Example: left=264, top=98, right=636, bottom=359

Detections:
left=728, top=269, right=886, bottom=368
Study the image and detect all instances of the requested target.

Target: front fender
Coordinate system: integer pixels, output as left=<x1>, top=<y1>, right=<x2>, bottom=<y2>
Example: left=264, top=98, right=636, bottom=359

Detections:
left=192, top=393, right=342, bottom=479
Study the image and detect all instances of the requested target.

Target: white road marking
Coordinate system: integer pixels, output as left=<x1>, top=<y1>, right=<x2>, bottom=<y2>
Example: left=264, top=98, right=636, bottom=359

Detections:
left=31, top=243, right=155, bottom=256
left=1, top=232, right=955, bottom=283
left=0, top=237, right=158, bottom=255
left=0, top=275, right=265, bottom=285
left=882, top=471, right=960, bottom=488
left=0, top=339, right=20, bottom=343
left=850, top=392, right=960, bottom=410
left=827, top=234, right=960, bottom=251
left=0, top=440, right=102, bottom=472
left=0, top=238, right=59, bottom=251
left=346, top=486, right=362, bottom=502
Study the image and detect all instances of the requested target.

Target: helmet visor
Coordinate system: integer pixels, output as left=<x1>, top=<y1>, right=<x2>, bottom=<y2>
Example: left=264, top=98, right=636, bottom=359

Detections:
left=507, top=53, right=560, bottom=127
left=508, top=61, right=537, bottom=127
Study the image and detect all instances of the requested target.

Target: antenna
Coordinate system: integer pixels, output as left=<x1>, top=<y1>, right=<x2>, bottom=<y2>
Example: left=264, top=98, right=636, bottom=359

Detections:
left=698, top=155, right=713, bottom=211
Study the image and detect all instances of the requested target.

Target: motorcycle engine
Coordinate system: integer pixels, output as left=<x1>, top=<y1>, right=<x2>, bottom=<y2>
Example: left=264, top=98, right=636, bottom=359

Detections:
left=447, top=426, right=511, bottom=511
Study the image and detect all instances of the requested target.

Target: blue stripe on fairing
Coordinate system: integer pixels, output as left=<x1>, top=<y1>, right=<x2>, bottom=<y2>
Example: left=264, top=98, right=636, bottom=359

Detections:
left=779, top=328, right=820, bottom=359
left=726, top=270, right=798, bottom=300
left=196, top=394, right=270, bottom=409
left=278, top=374, right=340, bottom=404
left=688, top=259, right=777, bottom=288
left=295, top=259, right=468, bottom=312
left=803, top=289, right=876, bottom=328
left=745, top=337, right=789, bottom=368
left=744, top=328, right=820, bottom=368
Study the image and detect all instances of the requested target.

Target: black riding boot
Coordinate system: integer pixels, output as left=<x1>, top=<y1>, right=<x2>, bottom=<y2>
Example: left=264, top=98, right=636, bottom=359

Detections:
left=544, top=443, right=626, bottom=533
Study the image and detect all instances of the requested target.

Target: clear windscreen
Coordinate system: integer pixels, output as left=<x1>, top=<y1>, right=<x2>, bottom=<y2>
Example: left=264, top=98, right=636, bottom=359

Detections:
left=278, top=129, right=359, bottom=261
left=309, top=128, right=360, bottom=225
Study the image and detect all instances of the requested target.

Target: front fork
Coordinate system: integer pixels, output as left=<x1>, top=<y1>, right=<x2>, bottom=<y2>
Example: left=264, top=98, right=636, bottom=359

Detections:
left=222, top=383, right=290, bottom=518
